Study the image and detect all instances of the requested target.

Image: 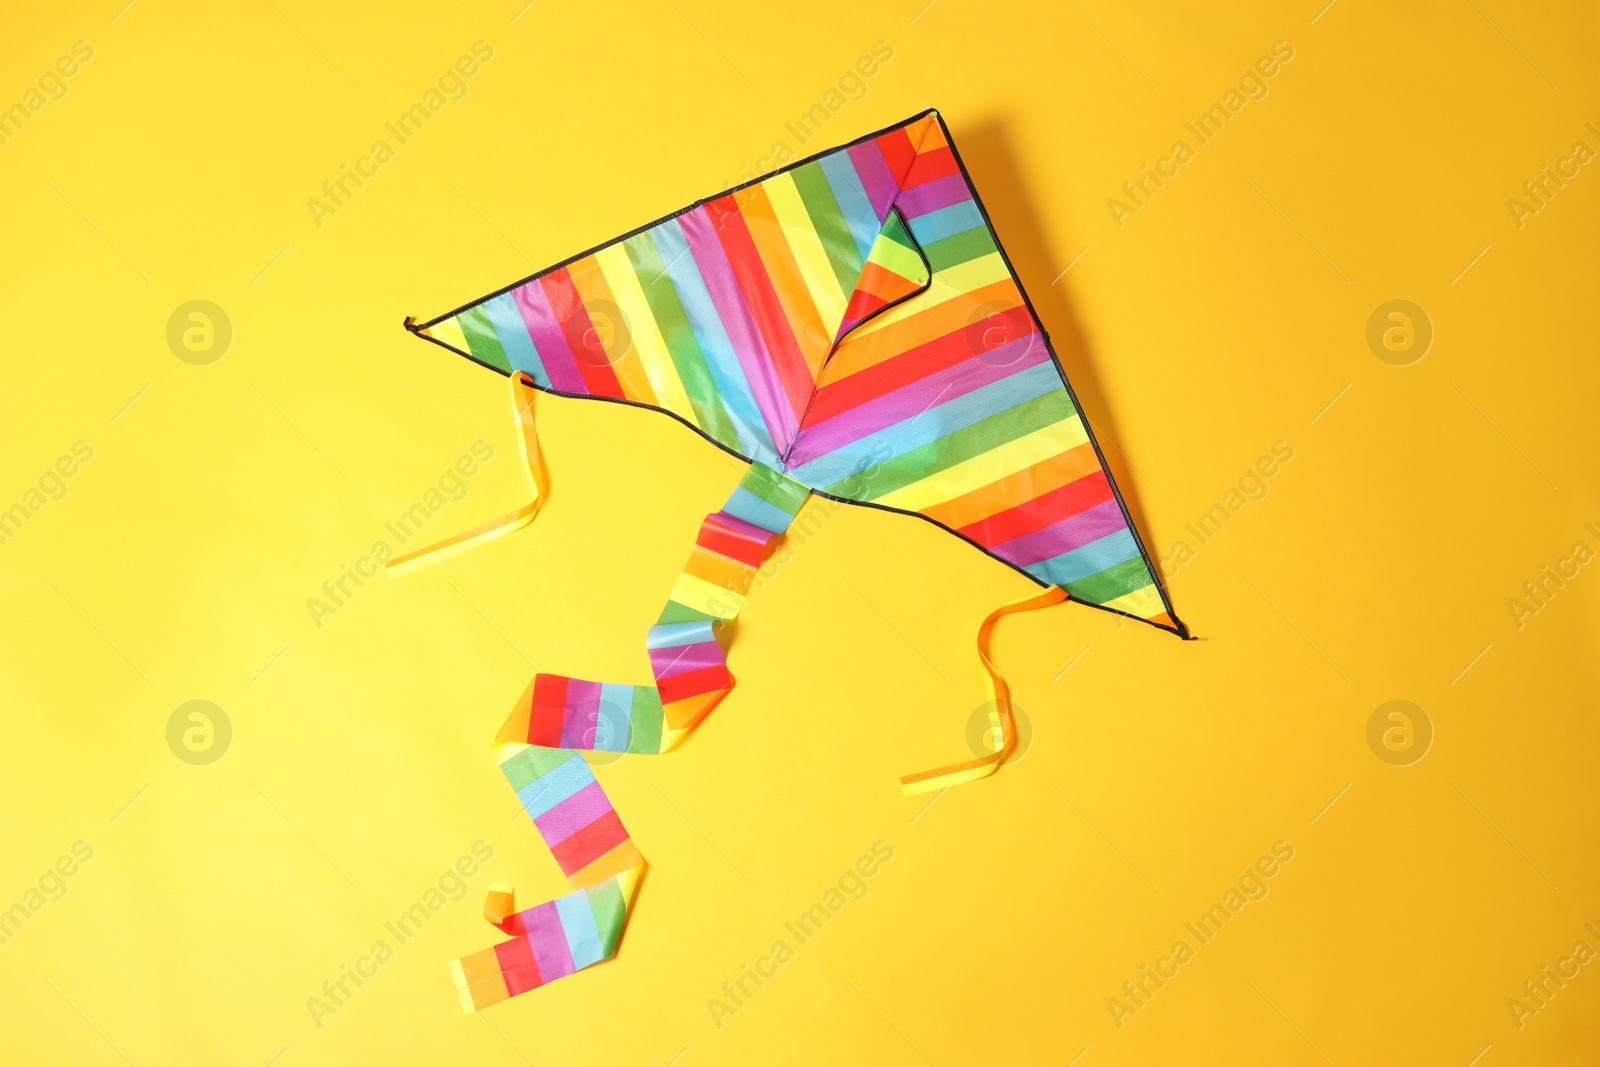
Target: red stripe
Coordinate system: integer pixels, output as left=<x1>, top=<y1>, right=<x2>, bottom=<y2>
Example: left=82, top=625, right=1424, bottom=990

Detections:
left=842, top=293, right=887, bottom=325
left=530, top=675, right=567, bottom=748
left=697, top=514, right=770, bottom=567
left=705, top=196, right=814, bottom=421
left=540, top=270, right=624, bottom=398
left=494, top=936, right=543, bottom=996
left=550, top=809, right=630, bottom=875
left=656, top=663, right=732, bottom=705
left=961, top=472, right=1115, bottom=547
left=806, top=308, right=1036, bottom=425
left=901, top=144, right=959, bottom=188
left=875, top=127, right=919, bottom=188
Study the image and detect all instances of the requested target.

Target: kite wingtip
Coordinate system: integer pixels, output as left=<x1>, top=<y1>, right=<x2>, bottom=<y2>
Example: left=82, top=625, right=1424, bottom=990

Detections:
left=403, top=314, right=424, bottom=334
left=1148, top=611, right=1193, bottom=640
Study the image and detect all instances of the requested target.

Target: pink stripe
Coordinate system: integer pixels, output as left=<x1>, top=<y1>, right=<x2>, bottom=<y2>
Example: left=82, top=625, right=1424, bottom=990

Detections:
left=522, top=901, right=576, bottom=983
left=679, top=209, right=798, bottom=449
left=786, top=341, right=1049, bottom=466
left=650, top=640, right=725, bottom=679
left=560, top=680, right=602, bottom=750
left=513, top=281, right=587, bottom=393
left=847, top=141, right=898, bottom=221
left=994, top=499, right=1129, bottom=568
left=534, top=780, right=614, bottom=846
left=897, top=174, right=971, bottom=220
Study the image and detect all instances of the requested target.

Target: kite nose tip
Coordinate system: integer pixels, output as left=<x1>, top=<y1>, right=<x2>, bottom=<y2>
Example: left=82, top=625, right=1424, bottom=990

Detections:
left=403, top=315, right=428, bottom=337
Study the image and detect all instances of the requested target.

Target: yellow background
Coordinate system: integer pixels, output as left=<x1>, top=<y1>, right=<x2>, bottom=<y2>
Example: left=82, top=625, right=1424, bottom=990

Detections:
left=3, top=1, right=1598, bottom=1063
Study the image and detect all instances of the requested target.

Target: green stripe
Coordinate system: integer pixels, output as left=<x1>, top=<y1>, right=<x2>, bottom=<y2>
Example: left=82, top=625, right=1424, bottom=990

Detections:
left=627, top=686, right=663, bottom=754
left=831, top=393, right=1078, bottom=500
left=880, top=209, right=918, bottom=253
left=741, top=463, right=809, bottom=515
left=587, top=878, right=626, bottom=955
left=623, top=233, right=735, bottom=444
left=656, top=601, right=716, bottom=626
left=874, top=212, right=927, bottom=283
left=457, top=307, right=511, bottom=371
left=791, top=162, right=864, bottom=301
left=499, top=746, right=579, bottom=792
left=922, top=227, right=997, bottom=273
left=1065, top=557, right=1154, bottom=606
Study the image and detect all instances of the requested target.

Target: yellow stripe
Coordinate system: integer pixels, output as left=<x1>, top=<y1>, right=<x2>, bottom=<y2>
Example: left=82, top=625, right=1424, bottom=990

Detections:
left=447, top=960, right=476, bottom=1013
left=874, top=415, right=1090, bottom=512
left=764, top=172, right=847, bottom=333
left=594, top=244, right=695, bottom=423
left=668, top=572, right=745, bottom=619
left=429, top=317, right=471, bottom=354
left=850, top=252, right=1012, bottom=339
left=871, top=236, right=927, bottom=281
left=1101, top=585, right=1164, bottom=619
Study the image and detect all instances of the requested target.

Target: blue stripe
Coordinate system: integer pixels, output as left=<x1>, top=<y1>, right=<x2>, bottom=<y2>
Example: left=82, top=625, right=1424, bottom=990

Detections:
left=483, top=293, right=547, bottom=383
left=908, top=201, right=984, bottom=245
left=595, top=684, right=633, bottom=753
left=788, top=362, right=1063, bottom=487
left=724, top=486, right=793, bottom=533
left=651, top=221, right=780, bottom=466
left=647, top=621, right=716, bottom=648
left=1033, top=528, right=1140, bottom=587
left=556, top=888, right=607, bottom=970
left=516, top=755, right=594, bottom=818
left=819, top=153, right=880, bottom=262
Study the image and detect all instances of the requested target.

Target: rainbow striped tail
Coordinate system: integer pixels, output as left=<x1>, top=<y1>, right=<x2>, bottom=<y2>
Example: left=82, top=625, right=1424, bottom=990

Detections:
left=448, top=463, right=810, bottom=1011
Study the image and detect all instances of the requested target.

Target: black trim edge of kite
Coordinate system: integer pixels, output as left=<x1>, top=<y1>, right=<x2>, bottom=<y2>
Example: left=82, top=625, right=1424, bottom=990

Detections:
left=928, top=111, right=1190, bottom=641
left=414, top=108, right=945, bottom=332
left=404, top=107, right=1191, bottom=641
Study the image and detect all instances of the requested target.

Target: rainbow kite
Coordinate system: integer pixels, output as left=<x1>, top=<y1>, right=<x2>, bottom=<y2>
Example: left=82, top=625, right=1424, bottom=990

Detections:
left=391, top=109, right=1186, bottom=1011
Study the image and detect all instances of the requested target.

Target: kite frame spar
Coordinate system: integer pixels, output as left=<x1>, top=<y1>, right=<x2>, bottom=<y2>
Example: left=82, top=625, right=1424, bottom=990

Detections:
left=407, top=108, right=1188, bottom=639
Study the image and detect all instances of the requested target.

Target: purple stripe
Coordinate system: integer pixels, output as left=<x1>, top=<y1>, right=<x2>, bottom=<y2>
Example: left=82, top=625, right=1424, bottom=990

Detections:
left=709, top=511, right=774, bottom=546
left=534, top=780, right=614, bottom=846
left=513, top=281, right=587, bottom=393
left=847, top=141, right=897, bottom=221
left=560, top=680, right=602, bottom=750
left=522, top=901, right=577, bottom=983
left=679, top=209, right=798, bottom=449
left=650, top=640, right=724, bottom=680
left=787, top=340, right=1049, bottom=466
left=994, top=499, right=1129, bottom=568
left=896, top=174, right=972, bottom=219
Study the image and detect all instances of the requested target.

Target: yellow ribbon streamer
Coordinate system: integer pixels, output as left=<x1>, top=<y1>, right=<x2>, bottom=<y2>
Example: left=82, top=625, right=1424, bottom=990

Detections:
left=386, top=372, right=546, bottom=577
left=900, top=584, right=1070, bottom=795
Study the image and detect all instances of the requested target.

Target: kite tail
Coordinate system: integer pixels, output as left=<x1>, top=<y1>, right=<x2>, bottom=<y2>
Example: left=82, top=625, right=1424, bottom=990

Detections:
left=898, top=585, right=1071, bottom=795
left=387, top=371, right=546, bottom=577
left=383, top=407, right=810, bottom=1009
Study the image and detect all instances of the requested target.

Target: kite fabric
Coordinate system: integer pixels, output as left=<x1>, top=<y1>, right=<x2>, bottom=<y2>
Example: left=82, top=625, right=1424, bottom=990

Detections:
left=392, top=108, right=1186, bottom=1011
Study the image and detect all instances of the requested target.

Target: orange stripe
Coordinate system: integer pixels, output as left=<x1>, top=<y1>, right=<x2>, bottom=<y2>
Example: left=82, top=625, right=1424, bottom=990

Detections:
left=683, top=545, right=754, bottom=592
left=921, top=442, right=1103, bottom=529
left=569, top=839, right=644, bottom=886
left=663, top=690, right=725, bottom=733
left=855, top=260, right=917, bottom=301
left=737, top=184, right=833, bottom=380
left=458, top=948, right=511, bottom=1008
left=566, top=256, right=658, bottom=405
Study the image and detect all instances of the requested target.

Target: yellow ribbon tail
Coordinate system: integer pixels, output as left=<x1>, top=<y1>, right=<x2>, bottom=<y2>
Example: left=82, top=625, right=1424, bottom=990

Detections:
left=900, top=585, right=1070, bottom=795
left=386, top=372, right=546, bottom=578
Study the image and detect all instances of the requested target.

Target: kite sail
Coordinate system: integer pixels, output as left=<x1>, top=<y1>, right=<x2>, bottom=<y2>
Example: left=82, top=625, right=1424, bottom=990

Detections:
left=393, top=109, right=1186, bottom=1011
